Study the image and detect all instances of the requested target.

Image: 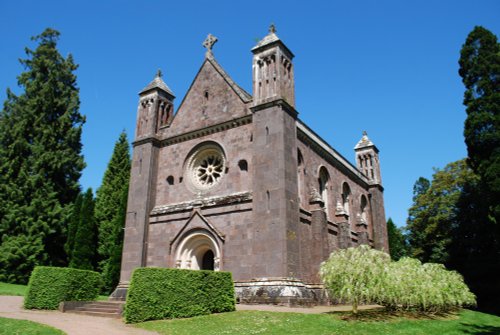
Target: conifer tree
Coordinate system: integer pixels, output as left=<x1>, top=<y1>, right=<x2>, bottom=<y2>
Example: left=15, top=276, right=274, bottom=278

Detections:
left=65, top=193, right=83, bottom=263
left=458, top=26, right=500, bottom=219
left=70, top=188, right=97, bottom=270
left=0, top=28, right=85, bottom=283
left=457, top=26, right=500, bottom=313
left=386, top=218, right=408, bottom=261
left=95, top=131, right=130, bottom=292
left=102, top=186, right=128, bottom=293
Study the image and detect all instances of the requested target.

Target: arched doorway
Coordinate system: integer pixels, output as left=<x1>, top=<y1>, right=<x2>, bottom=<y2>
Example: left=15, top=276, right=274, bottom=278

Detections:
left=175, top=230, right=220, bottom=271
left=201, top=250, right=215, bottom=270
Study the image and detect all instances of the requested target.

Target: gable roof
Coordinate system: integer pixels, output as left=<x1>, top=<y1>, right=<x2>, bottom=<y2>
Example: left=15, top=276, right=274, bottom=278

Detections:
left=206, top=56, right=252, bottom=103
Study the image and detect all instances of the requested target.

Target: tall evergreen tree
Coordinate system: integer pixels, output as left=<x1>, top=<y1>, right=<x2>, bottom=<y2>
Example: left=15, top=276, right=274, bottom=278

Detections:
left=457, top=26, right=500, bottom=314
left=95, top=131, right=130, bottom=292
left=458, top=26, right=500, bottom=219
left=70, top=188, right=97, bottom=270
left=65, top=193, right=83, bottom=263
left=386, top=218, right=408, bottom=261
left=0, top=28, right=85, bottom=283
left=102, top=185, right=128, bottom=293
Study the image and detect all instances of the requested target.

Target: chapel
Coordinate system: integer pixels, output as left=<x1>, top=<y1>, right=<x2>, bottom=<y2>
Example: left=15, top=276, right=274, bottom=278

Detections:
left=112, top=26, right=389, bottom=305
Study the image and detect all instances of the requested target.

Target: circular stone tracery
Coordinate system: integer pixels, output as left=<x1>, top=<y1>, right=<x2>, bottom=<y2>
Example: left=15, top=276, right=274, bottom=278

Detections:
left=186, top=144, right=226, bottom=191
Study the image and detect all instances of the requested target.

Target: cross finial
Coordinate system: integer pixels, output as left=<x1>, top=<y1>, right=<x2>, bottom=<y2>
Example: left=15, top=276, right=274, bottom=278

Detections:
left=202, top=33, right=218, bottom=57
left=156, top=69, right=162, bottom=78
left=269, top=23, right=276, bottom=34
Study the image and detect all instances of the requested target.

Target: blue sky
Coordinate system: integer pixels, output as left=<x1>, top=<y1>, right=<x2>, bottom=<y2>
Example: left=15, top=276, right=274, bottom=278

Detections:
left=1, top=0, right=499, bottom=227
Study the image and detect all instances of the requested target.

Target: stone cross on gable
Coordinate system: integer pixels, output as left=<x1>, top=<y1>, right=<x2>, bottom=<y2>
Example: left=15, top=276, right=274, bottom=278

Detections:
left=203, top=33, right=218, bottom=57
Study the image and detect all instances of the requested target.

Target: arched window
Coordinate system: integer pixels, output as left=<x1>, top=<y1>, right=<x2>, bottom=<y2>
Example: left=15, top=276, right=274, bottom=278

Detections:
left=319, top=167, right=330, bottom=216
left=360, top=195, right=368, bottom=224
left=297, top=149, right=304, bottom=203
left=342, top=182, right=351, bottom=216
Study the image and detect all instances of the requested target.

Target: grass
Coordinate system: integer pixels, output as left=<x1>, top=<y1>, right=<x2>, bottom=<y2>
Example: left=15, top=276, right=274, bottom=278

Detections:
left=0, top=281, right=109, bottom=301
left=0, top=282, right=27, bottom=296
left=135, top=309, right=500, bottom=335
left=0, top=317, right=65, bottom=335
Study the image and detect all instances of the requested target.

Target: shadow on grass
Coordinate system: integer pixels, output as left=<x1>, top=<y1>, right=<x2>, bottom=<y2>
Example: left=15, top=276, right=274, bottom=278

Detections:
left=326, top=308, right=458, bottom=322
left=460, top=323, right=500, bottom=335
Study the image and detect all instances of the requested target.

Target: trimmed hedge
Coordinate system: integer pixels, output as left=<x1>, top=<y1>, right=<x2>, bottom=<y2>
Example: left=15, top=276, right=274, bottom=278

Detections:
left=124, top=268, right=235, bottom=323
left=24, top=266, right=102, bottom=310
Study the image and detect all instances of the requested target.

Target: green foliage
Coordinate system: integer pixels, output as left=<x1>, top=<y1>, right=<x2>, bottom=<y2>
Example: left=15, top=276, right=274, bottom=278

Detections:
left=124, top=268, right=235, bottom=323
left=95, top=131, right=130, bottom=293
left=24, top=266, right=102, bottom=310
left=386, top=218, right=408, bottom=260
left=457, top=26, right=500, bottom=314
left=100, top=185, right=128, bottom=293
left=406, top=160, right=477, bottom=264
left=459, top=26, right=500, bottom=220
left=135, top=310, right=500, bottom=335
left=0, top=235, right=46, bottom=284
left=382, top=258, right=476, bottom=313
left=64, top=194, right=82, bottom=262
left=319, top=245, right=390, bottom=314
left=0, top=317, right=65, bottom=335
left=0, top=28, right=85, bottom=283
left=69, top=189, right=97, bottom=270
left=320, top=246, right=476, bottom=314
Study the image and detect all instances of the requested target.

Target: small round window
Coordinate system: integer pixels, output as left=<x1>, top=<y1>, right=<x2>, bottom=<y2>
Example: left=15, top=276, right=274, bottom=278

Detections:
left=186, top=143, right=226, bottom=191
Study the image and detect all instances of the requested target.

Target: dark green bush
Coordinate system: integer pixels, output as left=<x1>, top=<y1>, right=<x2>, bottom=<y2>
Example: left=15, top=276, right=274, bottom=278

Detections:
left=24, top=266, right=102, bottom=310
left=124, top=268, right=235, bottom=323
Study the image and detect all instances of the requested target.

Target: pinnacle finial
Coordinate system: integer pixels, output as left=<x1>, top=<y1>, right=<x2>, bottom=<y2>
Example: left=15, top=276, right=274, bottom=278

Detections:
left=202, top=33, right=218, bottom=57
left=156, top=69, right=163, bottom=78
left=269, top=23, right=276, bottom=34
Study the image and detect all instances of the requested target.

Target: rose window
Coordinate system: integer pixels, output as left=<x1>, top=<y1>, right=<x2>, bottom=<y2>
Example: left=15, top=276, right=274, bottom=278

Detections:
left=186, top=144, right=226, bottom=191
left=196, top=154, right=223, bottom=186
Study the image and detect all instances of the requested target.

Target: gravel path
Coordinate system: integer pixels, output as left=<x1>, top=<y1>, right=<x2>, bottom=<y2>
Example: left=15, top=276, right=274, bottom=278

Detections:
left=0, top=296, right=157, bottom=335
left=236, top=303, right=381, bottom=314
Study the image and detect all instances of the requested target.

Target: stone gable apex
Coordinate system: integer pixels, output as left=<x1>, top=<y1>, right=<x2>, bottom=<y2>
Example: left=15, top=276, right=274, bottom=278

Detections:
left=167, top=57, right=251, bottom=136
left=169, top=209, right=225, bottom=251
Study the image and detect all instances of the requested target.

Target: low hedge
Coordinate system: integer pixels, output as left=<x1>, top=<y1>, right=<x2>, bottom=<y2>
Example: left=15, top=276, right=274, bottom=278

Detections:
left=24, top=266, right=102, bottom=310
left=124, top=268, right=235, bottom=323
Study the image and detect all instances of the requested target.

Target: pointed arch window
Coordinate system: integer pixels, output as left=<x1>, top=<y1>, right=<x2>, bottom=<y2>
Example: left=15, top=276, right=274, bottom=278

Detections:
left=319, top=167, right=330, bottom=216
left=342, top=182, right=351, bottom=216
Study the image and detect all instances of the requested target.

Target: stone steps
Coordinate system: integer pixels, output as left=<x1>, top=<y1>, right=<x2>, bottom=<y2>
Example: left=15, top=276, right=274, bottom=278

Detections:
left=59, top=301, right=124, bottom=318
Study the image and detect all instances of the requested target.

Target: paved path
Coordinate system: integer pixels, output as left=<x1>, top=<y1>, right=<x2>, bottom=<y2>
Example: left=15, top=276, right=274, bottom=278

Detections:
left=0, top=296, right=157, bottom=335
left=236, top=303, right=381, bottom=314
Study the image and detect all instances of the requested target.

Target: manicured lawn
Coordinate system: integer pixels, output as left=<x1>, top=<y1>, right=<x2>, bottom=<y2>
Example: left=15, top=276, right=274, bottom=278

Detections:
left=136, top=309, right=500, bottom=335
left=0, top=317, right=65, bottom=335
left=0, top=282, right=27, bottom=296
left=0, top=281, right=109, bottom=301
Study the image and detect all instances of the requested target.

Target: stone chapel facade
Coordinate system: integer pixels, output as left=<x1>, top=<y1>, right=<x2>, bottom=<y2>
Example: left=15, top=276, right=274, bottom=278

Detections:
left=112, top=27, right=389, bottom=305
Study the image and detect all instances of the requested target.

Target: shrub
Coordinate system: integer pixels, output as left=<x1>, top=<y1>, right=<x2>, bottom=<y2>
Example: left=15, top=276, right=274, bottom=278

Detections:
left=24, top=266, right=102, bottom=310
left=382, top=257, right=476, bottom=312
left=319, top=245, right=390, bottom=314
left=124, top=268, right=235, bottom=323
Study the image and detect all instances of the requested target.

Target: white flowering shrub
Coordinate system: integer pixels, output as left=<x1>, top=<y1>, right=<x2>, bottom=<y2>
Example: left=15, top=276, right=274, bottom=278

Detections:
left=319, top=245, right=390, bottom=314
left=320, top=246, right=476, bottom=314
left=382, top=258, right=476, bottom=312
